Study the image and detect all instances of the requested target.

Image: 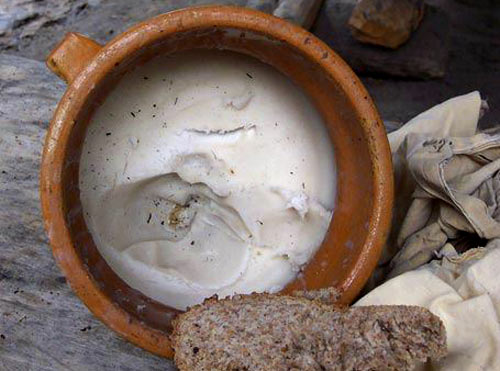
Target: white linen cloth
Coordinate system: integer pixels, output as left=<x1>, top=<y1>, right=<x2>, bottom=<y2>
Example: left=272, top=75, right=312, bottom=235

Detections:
left=357, top=91, right=500, bottom=371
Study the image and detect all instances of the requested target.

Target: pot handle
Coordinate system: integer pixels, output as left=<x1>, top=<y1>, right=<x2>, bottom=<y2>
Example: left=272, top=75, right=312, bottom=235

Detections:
left=46, top=32, right=102, bottom=84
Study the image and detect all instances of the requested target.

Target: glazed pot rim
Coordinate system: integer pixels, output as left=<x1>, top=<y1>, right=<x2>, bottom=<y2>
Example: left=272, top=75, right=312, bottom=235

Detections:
left=40, top=5, right=393, bottom=358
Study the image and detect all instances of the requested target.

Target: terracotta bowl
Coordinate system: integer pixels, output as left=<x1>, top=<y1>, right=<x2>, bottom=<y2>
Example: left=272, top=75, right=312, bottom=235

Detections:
left=41, top=5, right=393, bottom=358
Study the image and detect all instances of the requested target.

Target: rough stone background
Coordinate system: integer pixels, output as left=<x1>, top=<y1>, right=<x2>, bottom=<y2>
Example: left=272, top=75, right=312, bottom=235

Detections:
left=0, top=0, right=499, bottom=370
left=315, top=1, right=452, bottom=79
left=0, top=0, right=499, bottom=125
left=0, top=54, right=170, bottom=371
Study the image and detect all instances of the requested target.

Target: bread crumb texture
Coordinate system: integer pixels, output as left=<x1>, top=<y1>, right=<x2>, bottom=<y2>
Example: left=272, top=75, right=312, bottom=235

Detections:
left=172, top=291, right=446, bottom=370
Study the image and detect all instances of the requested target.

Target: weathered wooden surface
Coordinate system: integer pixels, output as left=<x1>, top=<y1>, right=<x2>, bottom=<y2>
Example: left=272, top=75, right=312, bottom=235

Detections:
left=0, top=54, right=175, bottom=371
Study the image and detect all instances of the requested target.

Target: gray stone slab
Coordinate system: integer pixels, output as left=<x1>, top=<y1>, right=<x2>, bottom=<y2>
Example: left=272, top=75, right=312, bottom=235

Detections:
left=0, top=53, right=174, bottom=371
left=313, top=0, right=450, bottom=79
left=1, top=0, right=499, bottom=126
left=360, top=0, right=500, bottom=127
left=0, top=0, right=248, bottom=61
left=273, top=0, right=324, bottom=29
left=246, top=0, right=277, bottom=13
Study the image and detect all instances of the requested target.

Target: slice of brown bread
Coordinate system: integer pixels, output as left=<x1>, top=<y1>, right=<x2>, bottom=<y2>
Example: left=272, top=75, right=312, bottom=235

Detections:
left=172, top=291, right=446, bottom=371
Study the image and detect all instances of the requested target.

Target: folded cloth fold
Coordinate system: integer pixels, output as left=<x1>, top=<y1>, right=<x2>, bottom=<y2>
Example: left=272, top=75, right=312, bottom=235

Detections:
left=358, top=91, right=500, bottom=371
left=371, top=91, right=500, bottom=280
left=378, top=92, right=482, bottom=270
left=390, top=130, right=500, bottom=277
left=357, top=239, right=500, bottom=371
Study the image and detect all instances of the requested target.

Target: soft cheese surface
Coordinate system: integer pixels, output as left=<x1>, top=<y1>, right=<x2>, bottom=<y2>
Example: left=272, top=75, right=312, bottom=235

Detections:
left=79, top=50, right=336, bottom=310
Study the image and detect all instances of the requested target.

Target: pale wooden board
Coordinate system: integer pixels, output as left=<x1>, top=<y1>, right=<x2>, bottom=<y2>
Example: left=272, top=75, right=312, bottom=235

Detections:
left=0, top=54, right=175, bottom=371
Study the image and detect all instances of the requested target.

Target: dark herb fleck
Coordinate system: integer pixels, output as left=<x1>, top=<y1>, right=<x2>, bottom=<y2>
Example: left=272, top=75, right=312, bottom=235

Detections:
left=174, top=97, right=178, bottom=105
left=105, top=132, right=111, bottom=136
left=161, top=221, right=165, bottom=225
left=147, top=213, right=152, bottom=224
left=246, top=72, right=253, bottom=79
left=143, top=76, right=149, bottom=80
left=290, top=171, right=294, bottom=175
left=130, top=112, right=136, bottom=117
left=193, top=347, right=199, bottom=354
left=257, top=220, right=264, bottom=225
left=153, top=104, right=157, bottom=108
left=0, top=334, right=5, bottom=340
left=191, top=241, right=195, bottom=245
left=302, top=182, right=305, bottom=189
left=80, top=326, right=92, bottom=332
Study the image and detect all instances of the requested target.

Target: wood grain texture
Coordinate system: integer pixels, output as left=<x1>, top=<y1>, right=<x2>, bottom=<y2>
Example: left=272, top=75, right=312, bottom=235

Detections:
left=0, top=54, right=174, bottom=371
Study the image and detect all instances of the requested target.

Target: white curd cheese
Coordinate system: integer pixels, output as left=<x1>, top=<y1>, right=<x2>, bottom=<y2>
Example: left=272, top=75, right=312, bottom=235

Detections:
left=79, top=50, right=336, bottom=310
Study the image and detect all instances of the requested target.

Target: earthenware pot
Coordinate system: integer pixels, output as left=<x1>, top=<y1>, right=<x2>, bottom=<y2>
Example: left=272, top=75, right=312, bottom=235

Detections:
left=40, top=5, right=393, bottom=358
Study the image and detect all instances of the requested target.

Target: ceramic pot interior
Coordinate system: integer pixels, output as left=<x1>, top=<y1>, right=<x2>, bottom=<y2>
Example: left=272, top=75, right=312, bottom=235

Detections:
left=62, top=26, right=374, bottom=332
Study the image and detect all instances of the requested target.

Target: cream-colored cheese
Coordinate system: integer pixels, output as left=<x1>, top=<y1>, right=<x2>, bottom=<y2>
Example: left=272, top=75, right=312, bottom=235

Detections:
left=79, top=50, right=336, bottom=310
